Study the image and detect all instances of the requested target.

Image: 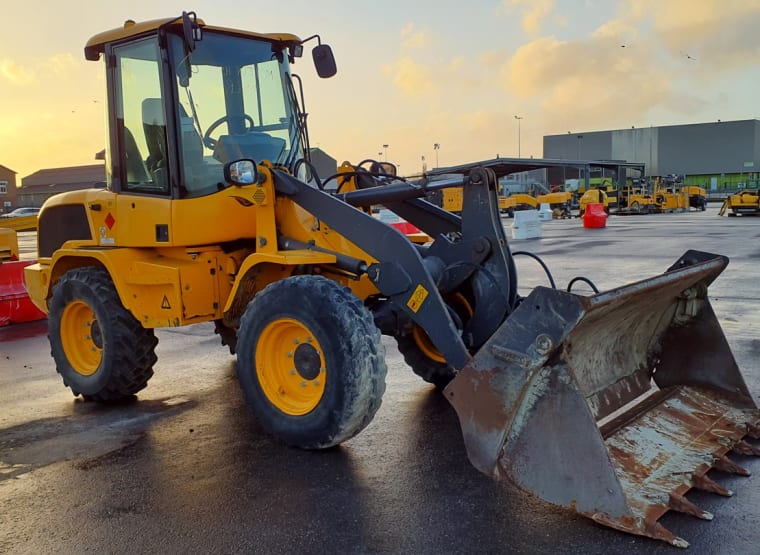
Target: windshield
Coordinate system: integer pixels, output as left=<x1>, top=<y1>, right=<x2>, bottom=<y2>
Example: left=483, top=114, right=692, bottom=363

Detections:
left=170, top=31, right=305, bottom=195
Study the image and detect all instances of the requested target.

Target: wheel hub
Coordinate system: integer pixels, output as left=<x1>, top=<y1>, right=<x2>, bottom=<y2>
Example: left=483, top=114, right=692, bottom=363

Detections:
left=294, top=343, right=321, bottom=380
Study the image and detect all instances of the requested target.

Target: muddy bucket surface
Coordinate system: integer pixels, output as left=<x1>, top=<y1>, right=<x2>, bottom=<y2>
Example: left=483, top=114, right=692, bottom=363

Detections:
left=446, top=250, right=760, bottom=547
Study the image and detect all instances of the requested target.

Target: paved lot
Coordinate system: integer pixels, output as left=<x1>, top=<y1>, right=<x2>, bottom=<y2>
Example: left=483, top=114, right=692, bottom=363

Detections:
left=1, top=207, right=759, bottom=554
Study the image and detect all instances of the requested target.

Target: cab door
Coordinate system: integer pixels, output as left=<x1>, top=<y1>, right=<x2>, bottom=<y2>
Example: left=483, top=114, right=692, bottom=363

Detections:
left=107, top=36, right=174, bottom=247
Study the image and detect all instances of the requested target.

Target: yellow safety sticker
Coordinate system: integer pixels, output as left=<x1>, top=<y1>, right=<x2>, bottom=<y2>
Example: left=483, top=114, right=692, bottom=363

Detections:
left=407, top=284, right=429, bottom=313
left=161, top=295, right=171, bottom=310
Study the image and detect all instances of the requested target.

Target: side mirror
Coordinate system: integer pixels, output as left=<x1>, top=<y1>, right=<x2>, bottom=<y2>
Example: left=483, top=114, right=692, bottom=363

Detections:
left=181, top=11, right=202, bottom=52
left=224, top=159, right=258, bottom=186
left=312, top=44, right=337, bottom=78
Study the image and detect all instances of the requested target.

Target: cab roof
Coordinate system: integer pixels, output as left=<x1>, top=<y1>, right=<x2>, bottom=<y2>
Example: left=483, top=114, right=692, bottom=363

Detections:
left=84, top=16, right=302, bottom=61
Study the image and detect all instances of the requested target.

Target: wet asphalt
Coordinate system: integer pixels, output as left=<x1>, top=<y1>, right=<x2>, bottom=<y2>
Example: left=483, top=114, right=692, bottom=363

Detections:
left=1, top=206, right=759, bottom=554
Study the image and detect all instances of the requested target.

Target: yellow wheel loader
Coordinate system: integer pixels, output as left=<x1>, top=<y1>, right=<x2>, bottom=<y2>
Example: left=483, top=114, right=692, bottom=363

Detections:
left=25, top=13, right=760, bottom=548
left=718, top=189, right=760, bottom=216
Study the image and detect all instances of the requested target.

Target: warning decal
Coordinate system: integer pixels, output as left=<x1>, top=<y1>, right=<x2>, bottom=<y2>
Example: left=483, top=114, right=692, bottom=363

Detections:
left=406, top=284, right=429, bottom=313
left=161, top=295, right=171, bottom=310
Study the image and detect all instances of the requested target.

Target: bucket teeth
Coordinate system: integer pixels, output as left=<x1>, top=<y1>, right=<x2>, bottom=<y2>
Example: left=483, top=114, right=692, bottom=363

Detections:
left=714, top=455, right=750, bottom=476
left=649, top=522, right=690, bottom=549
left=592, top=514, right=689, bottom=549
left=692, top=473, right=734, bottom=497
left=669, top=493, right=714, bottom=521
left=733, top=440, right=760, bottom=457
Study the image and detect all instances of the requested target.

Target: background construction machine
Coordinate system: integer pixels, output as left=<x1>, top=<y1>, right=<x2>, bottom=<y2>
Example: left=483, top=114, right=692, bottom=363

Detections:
left=535, top=184, right=572, bottom=219
left=719, top=189, right=760, bottom=216
left=24, top=13, right=759, bottom=548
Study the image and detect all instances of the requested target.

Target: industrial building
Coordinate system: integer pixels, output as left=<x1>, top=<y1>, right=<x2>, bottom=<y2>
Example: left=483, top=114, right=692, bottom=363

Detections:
left=543, top=119, right=760, bottom=193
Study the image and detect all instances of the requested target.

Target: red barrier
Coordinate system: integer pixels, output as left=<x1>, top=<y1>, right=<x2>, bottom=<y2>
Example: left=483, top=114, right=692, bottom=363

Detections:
left=0, top=260, right=46, bottom=326
left=582, top=203, right=608, bottom=229
left=389, top=220, right=421, bottom=235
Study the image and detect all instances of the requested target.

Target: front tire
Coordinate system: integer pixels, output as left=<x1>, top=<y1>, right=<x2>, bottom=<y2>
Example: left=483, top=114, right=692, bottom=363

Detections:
left=236, top=275, right=387, bottom=449
left=395, top=291, right=473, bottom=390
left=48, top=266, right=157, bottom=402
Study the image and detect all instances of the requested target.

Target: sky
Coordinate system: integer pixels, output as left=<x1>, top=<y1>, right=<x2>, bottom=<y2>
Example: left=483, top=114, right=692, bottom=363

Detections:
left=2, top=0, right=760, bottom=181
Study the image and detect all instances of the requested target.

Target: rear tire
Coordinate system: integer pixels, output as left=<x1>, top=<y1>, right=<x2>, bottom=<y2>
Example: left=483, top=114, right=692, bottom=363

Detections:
left=236, top=275, right=386, bottom=449
left=48, top=266, right=157, bottom=402
left=396, top=335, right=455, bottom=389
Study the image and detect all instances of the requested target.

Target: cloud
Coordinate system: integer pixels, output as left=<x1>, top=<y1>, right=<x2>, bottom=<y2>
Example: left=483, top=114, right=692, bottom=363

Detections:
left=400, top=23, right=431, bottom=49
left=654, top=2, right=760, bottom=73
left=383, top=57, right=437, bottom=97
left=495, top=0, right=760, bottom=134
left=500, top=0, right=555, bottom=35
left=0, top=59, right=34, bottom=85
left=501, top=32, right=670, bottom=130
left=610, top=0, right=760, bottom=71
left=0, top=53, right=81, bottom=86
left=45, top=53, right=78, bottom=75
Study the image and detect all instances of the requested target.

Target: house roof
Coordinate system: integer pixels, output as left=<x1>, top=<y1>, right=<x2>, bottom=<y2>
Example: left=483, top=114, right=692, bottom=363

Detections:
left=22, top=164, right=106, bottom=192
left=0, top=164, right=17, bottom=174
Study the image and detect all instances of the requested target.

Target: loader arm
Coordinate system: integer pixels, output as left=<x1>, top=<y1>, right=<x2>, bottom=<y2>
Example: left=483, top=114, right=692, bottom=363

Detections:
left=272, top=166, right=518, bottom=367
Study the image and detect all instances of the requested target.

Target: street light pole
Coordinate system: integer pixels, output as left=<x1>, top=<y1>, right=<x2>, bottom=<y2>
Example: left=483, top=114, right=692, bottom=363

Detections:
left=514, top=115, right=523, bottom=157
left=382, top=144, right=389, bottom=162
left=433, top=143, right=440, bottom=168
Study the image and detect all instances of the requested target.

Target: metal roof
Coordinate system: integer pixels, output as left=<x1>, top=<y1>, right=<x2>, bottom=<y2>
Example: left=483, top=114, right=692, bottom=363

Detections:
left=428, top=157, right=645, bottom=178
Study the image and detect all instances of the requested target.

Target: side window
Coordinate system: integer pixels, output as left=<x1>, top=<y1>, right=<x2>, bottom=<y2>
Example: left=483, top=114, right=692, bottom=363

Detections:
left=113, top=38, right=168, bottom=194
left=239, top=61, right=288, bottom=163
left=241, top=60, right=287, bottom=127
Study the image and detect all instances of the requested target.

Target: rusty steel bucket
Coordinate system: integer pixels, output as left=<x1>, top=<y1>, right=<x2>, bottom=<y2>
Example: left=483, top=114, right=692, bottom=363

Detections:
left=445, top=250, right=760, bottom=548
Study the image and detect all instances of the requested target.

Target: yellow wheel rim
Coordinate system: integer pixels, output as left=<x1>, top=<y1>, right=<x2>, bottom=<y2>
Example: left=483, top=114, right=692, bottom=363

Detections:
left=412, top=325, right=447, bottom=363
left=412, top=293, right=474, bottom=364
left=61, top=300, right=103, bottom=376
left=256, top=318, right=326, bottom=416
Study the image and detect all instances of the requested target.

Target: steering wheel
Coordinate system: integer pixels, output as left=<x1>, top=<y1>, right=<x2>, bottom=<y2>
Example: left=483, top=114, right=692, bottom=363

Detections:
left=203, top=114, right=255, bottom=149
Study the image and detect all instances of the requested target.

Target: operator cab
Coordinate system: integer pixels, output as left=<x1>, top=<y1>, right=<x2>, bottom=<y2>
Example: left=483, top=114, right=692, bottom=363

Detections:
left=85, top=13, right=335, bottom=199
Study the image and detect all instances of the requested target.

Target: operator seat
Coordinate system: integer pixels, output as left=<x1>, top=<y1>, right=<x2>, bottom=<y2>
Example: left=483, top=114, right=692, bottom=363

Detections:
left=141, top=98, right=168, bottom=192
left=122, top=126, right=150, bottom=185
left=142, top=98, right=206, bottom=196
